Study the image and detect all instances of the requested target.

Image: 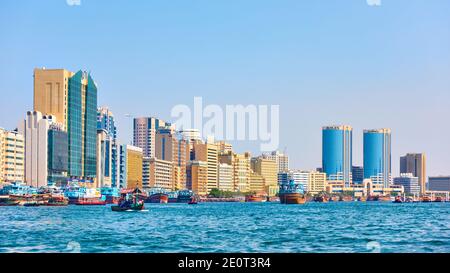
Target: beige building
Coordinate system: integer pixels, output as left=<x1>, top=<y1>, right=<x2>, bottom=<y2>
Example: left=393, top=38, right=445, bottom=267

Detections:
left=218, top=163, right=233, bottom=192
left=251, top=157, right=278, bottom=188
left=193, top=142, right=218, bottom=193
left=308, top=171, right=327, bottom=195
left=263, top=151, right=289, bottom=173
left=0, top=128, right=25, bottom=184
left=216, top=141, right=233, bottom=154
left=147, top=158, right=173, bottom=190
left=124, top=145, right=143, bottom=189
left=155, top=127, right=187, bottom=190
left=249, top=172, right=266, bottom=193
left=219, top=151, right=251, bottom=192
left=187, top=161, right=208, bottom=195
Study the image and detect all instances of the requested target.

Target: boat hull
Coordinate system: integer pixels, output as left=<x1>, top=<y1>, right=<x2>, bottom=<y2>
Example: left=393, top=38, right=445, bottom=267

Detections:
left=280, top=193, right=306, bottom=204
left=146, top=193, right=169, bottom=204
left=111, top=204, right=144, bottom=212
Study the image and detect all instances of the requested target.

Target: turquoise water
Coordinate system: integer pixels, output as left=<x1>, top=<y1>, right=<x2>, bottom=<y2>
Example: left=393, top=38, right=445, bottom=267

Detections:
left=0, top=202, right=449, bottom=253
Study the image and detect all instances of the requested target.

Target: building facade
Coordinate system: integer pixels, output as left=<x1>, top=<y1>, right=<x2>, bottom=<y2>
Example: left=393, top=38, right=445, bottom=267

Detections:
left=218, top=163, right=233, bottom=192
left=96, top=107, right=119, bottom=188
left=133, top=117, right=167, bottom=158
left=352, top=166, right=364, bottom=184
left=119, top=145, right=143, bottom=189
left=400, top=153, right=426, bottom=194
left=219, top=151, right=251, bottom=192
left=251, top=157, right=278, bottom=195
left=322, top=125, right=353, bottom=187
left=249, top=172, right=265, bottom=193
left=263, top=151, right=289, bottom=173
left=187, top=161, right=208, bottom=195
left=192, top=142, right=218, bottom=193
left=146, top=158, right=173, bottom=190
left=428, top=176, right=450, bottom=192
left=364, top=128, right=392, bottom=188
left=394, top=173, right=420, bottom=195
left=0, top=128, right=24, bottom=184
left=34, top=68, right=97, bottom=182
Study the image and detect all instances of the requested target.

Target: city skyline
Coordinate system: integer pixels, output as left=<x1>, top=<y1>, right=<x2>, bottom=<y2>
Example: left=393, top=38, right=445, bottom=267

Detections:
left=1, top=0, right=449, bottom=176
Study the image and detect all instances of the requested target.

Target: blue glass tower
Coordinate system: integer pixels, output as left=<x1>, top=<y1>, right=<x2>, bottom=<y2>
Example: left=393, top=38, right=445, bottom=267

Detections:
left=322, top=125, right=353, bottom=187
left=67, top=71, right=98, bottom=181
left=363, top=129, right=392, bottom=187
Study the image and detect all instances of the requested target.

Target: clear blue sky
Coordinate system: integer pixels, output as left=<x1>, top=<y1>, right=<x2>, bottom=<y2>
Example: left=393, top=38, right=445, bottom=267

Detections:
left=1, top=0, right=449, bottom=176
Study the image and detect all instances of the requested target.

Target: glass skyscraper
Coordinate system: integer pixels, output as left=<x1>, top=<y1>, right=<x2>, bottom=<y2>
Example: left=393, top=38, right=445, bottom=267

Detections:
left=322, top=125, right=353, bottom=187
left=363, top=128, right=392, bottom=187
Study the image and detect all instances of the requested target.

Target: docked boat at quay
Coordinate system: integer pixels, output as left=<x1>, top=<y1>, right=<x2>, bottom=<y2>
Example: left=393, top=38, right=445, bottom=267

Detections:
left=279, top=179, right=307, bottom=204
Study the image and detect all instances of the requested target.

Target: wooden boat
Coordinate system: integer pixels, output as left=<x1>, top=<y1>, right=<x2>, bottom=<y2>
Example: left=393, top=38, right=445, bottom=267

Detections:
left=188, top=196, right=199, bottom=205
left=46, top=196, right=69, bottom=206
left=112, top=188, right=146, bottom=212
left=393, top=196, right=403, bottom=203
left=75, top=198, right=107, bottom=206
left=279, top=193, right=306, bottom=204
left=314, top=195, right=329, bottom=203
left=245, top=195, right=266, bottom=203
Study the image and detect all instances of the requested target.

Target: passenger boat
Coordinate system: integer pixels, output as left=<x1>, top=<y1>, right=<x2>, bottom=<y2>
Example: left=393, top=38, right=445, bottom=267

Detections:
left=168, top=192, right=178, bottom=203
left=75, top=198, right=106, bottom=206
left=46, top=196, right=69, bottom=206
left=314, top=194, right=329, bottom=203
left=177, top=190, right=195, bottom=203
left=146, top=193, right=169, bottom=204
left=356, top=196, right=366, bottom=202
left=433, top=196, right=444, bottom=203
left=245, top=194, right=266, bottom=203
left=393, top=196, right=403, bottom=203
left=188, top=196, right=199, bottom=205
left=421, top=196, right=432, bottom=203
left=112, top=188, right=145, bottom=212
left=101, top=187, right=121, bottom=204
left=279, top=179, right=307, bottom=205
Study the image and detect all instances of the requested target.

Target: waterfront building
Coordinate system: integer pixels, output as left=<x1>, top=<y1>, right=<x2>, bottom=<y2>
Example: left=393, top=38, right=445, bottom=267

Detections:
left=192, top=142, right=219, bottom=193
left=216, top=141, right=233, bottom=154
left=18, top=111, right=68, bottom=187
left=218, top=163, right=233, bottom=192
left=147, top=157, right=173, bottom=190
left=186, top=161, right=208, bottom=195
left=155, top=127, right=188, bottom=190
left=249, top=172, right=265, bottom=193
left=34, top=68, right=98, bottom=182
left=119, top=145, right=143, bottom=189
left=133, top=117, right=168, bottom=158
left=251, top=157, right=278, bottom=196
left=394, top=174, right=420, bottom=195
left=0, top=128, right=24, bottom=184
left=308, top=171, right=327, bottom=195
left=219, top=151, right=251, bottom=192
left=428, top=176, right=450, bottom=192
left=263, top=151, right=289, bottom=173
left=326, top=179, right=404, bottom=196
left=352, top=166, right=364, bottom=184
left=400, top=153, right=426, bottom=195
left=278, top=170, right=309, bottom=193
left=363, top=128, right=392, bottom=188
left=322, top=125, right=353, bottom=187
left=96, top=107, right=120, bottom=188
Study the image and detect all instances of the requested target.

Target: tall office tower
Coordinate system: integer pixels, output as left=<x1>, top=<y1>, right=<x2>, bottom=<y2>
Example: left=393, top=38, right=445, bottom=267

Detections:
left=251, top=157, right=278, bottom=196
left=219, top=151, right=251, bottom=192
left=263, top=151, right=289, bottom=173
left=97, top=107, right=119, bottom=188
left=322, top=125, right=353, bottom=187
left=186, top=161, right=208, bottom=195
left=218, top=163, right=233, bottom=192
left=192, top=142, right=218, bottom=193
left=133, top=117, right=167, bottom=158
left=119, top=145, right=143, bottom=189
left=34, top=68, right=98, bottom=181
left=18, top=111, right=68, bottom=187
left=352, top=166, right=364, bottom=184
left=364, top=128, right=392, bottom=188
left=0, top=128, right=25, bottom=184
left=156, top=127, right=188, bottom=190
left=400, top=153, right=426, bottom=194
left=394, top=174, right=420, bottom=195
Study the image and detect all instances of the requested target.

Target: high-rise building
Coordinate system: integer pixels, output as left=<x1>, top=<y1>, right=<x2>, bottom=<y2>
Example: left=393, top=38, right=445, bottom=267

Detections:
left=133, top=117, right=167, bottom=158
left=147, top=157, right=173, bottom=190
left=0, top=128, right=25, bottom=184
left=218, top=163, right=233, bottom=192
left=322, top=125, right=353, bottom=187
left=34, top=68, right=98, bottom=182
left=308, top=171, right=327, bottom=195
left=155, top=127, right=188, bottom=190
left=251, top=156, right=278, bottom=196
left=428, top=176, right=450, bottom=192
left=219, top=151, right=251, bottom=192
left=18, top=111, right=68, bottom=188
left=216, top=141, right=233, bottom=154
left=400, top=153, right=426, bottom=194
left=96, top=107, right=120, bottom=188
left=364, top=128, right=392, bottom=188
left=192, top=142, right=218, bottom=193
left=263, top=151, right=289, bottom=173
left=186, top=161, right=208, bottom=195
left=119, top=145, right=143, bottom=189
left=394, top=174, right=420, bottom=195
left=352, top=166, right=364, bottom=184
left=180, top=129, right=202, bottom=143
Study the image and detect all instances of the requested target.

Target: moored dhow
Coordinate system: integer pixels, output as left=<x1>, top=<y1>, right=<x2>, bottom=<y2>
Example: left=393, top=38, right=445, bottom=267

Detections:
left=279, top=179, right=307, bottom=204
